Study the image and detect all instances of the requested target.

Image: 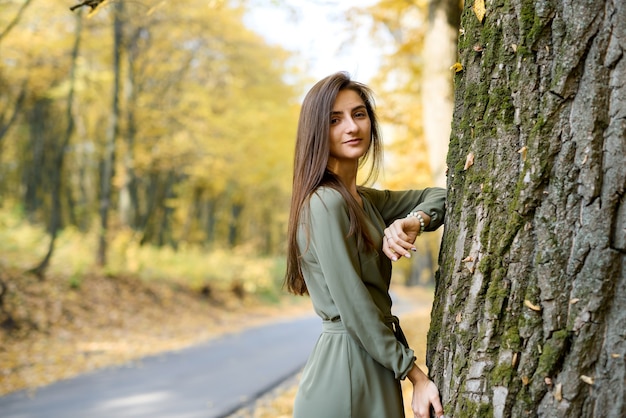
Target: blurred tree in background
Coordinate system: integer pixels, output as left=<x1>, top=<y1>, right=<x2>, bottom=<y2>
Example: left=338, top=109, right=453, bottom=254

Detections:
left=0, top=0, right=300, bottom=274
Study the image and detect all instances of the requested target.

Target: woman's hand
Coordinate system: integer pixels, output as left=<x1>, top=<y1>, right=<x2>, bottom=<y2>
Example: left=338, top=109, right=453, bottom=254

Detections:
left=407, top=364, right=444, bottom=418
left=412, top=379, right=444, bottom=418
left=382, top=211, right=430, bottom=261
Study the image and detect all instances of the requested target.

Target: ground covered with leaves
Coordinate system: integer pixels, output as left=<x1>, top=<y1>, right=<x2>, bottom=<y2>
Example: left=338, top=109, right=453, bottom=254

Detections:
left=0, top=266, right=310, bottom=397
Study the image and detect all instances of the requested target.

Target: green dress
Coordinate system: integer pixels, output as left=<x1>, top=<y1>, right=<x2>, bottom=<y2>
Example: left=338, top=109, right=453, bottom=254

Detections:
left=293, top=186, right=446, bottom=418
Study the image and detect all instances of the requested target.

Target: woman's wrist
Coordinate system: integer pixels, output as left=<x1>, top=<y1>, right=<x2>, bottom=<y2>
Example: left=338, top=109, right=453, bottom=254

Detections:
left=407, top=363, right=430, bottom=386
left=406, top=211, right=431, bottom=234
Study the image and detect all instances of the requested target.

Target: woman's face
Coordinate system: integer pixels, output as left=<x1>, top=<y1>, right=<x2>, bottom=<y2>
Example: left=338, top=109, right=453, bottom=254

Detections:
left=328, top=89, right=371, bottom=167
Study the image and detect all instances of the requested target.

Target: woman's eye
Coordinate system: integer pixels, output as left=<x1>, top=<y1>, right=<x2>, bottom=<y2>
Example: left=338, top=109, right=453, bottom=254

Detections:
left=330, top=118, right=339, bottom=125
left=355, top=112, right=367, bottom=118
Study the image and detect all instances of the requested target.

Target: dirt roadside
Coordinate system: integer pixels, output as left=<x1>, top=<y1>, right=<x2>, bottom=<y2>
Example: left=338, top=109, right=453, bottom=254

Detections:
left=0, top=268, right=312, bottom=397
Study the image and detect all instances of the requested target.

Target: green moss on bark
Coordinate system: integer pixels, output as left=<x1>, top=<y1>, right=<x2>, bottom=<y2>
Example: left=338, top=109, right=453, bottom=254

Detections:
left=492, top=362, right=515, bottom=386
left=535, top=329, right=570, bottom=378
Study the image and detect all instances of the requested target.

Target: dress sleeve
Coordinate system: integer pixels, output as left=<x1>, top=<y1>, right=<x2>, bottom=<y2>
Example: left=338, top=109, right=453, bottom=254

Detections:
left=307, top=188, right=416, bottom=380
left=361, top=187, right=446, bottom=231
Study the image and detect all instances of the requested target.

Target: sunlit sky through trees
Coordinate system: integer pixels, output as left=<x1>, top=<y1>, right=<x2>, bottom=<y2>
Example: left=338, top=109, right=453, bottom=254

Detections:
left=244, top=0, right=383, bottom=86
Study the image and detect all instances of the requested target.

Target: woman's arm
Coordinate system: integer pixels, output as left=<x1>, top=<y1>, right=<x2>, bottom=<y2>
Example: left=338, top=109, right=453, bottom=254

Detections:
left=361, top=187, right=446, bottom=227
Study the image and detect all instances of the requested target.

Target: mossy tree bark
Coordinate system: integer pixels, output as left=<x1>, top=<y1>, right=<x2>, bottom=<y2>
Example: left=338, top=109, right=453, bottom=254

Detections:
left=427, top=0, right=625, bottom=417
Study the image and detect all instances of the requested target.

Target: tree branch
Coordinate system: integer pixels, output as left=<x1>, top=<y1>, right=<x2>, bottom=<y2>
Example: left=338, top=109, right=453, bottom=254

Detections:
left=0, top=0, right=34, bottom=43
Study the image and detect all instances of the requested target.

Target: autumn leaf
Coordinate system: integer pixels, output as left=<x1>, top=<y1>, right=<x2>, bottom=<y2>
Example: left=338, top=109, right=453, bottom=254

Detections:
left=450, top=62, right=464, bottom=73
left=473, top=0, right=486, bottom=23
left=580, top=375, right=594, bottom=385
left=524, top=299, right=541, bottom=311
left=554, top=383, right=563, bottom=401
left=512, top=352, right=518, bottom=367
left=463, top=152, right=475, bottom=170
left=518, top=146, right=528, bottom=161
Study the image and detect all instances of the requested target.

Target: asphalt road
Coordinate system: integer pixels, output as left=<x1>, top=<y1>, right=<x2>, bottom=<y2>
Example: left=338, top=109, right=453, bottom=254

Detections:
left=0, top=315, right=321, bottom=418
left=0, top=292, right=419, bottom=418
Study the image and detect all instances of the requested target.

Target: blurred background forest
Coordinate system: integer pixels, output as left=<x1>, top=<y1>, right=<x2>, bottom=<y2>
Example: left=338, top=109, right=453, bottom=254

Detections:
left=0, top=0, right=458, bottom=395
left=0, top=0, right=456, bottom=292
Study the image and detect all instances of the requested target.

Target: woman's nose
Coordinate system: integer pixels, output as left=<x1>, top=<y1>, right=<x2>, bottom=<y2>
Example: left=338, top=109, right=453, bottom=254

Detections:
left=344, top=117, right=358, bottom=132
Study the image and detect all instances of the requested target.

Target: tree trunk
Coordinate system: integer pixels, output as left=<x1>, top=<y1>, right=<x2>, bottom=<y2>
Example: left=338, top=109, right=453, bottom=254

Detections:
left=23, top=100, right=47, bottom=220
left=204, top=197, right=217, bottom=246
left=228, top=202, right=243, bottom=248
left=181, top=186, right=202, bottom=243
left=156, top=171, right=176, bottom=248
left=30, top=11, right=83, bottom=278
left=97, top=1, right=123, bottom=266
left=428, top=1, right=626, bottom=417
left=138, top=171, right=161, bottom=246
left=118, top=26, right=141, bottom=229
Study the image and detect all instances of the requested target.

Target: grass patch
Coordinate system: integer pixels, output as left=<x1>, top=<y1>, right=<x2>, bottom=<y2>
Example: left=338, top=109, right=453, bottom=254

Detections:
left=0, top=207, right=288, bottom=302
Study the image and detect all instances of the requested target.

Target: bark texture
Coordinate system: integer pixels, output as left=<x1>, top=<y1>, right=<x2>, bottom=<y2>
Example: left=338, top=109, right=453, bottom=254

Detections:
left=428, top=1, right=626, bottom=417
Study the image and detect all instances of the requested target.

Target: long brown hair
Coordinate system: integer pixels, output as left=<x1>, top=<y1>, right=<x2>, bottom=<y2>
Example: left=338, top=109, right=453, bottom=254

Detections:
left=284, top=72, right=383, bottom=295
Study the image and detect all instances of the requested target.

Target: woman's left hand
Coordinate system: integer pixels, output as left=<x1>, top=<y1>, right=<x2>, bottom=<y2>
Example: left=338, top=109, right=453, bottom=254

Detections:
left=382, top=213, right=429, bottom=261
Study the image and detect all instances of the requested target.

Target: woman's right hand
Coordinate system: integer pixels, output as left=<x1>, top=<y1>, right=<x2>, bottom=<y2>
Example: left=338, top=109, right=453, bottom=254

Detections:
left=407, top=364, right=445, bottom=418
left=382, top=211, right=431, bottom=262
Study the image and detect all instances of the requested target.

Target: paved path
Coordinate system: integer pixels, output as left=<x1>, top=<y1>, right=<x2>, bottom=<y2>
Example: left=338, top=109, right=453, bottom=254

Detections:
left=0, top=316, right=320, bottom=418
left=0, top=292, right=420, bottom=418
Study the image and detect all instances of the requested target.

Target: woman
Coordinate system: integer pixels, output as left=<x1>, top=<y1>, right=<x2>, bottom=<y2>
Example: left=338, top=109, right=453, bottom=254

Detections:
left=285, top=72, right=446, bottom=418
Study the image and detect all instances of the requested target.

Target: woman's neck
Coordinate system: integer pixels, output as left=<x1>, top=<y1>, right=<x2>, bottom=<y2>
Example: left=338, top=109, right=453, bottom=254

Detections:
left=327, top=160, right=360, bottom=203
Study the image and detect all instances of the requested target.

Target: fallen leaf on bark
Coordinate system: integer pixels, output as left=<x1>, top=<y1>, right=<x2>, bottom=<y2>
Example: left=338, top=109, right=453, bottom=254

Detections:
left=580, top=375, right=594, bottom=385
left=524, top=299, right=541, bottom=311
left=464, top=152, right=475, bottom=170
left=518, top=146, right=528, bottom=161
left=450, top=62, right=464, bottom=73
left=554, top=383, right=563, bottom=401
left=473, top=0, right=486, bottom=22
